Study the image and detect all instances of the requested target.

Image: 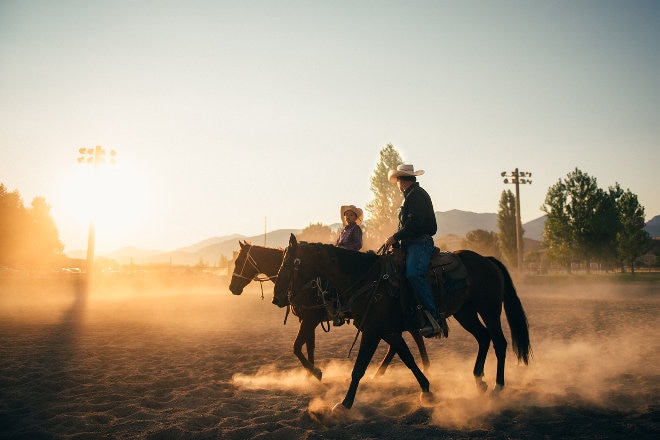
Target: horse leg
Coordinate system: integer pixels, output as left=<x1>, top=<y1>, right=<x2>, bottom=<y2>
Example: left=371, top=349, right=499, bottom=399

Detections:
left=382, top=332, right=432, bottom=405
left=373, top=330, right=430, bottom=378
left=453, top=306, right=492, bottom=393
left=373, top=346, right=396, bottom=378
left=293, top=318, right=322, bottom=381
left=410, top=330, right=430, bottom=372
left=305, top=316, right=318, bottom=367
left=335, top=332, right=381, bottom=411
left=482, top=314, right=508, bottom=394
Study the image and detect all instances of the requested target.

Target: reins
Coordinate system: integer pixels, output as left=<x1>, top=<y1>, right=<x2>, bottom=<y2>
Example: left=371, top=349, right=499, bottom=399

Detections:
left=286, top=243, right=393, bottom=358
left=346, top=255, right=391, bottom=358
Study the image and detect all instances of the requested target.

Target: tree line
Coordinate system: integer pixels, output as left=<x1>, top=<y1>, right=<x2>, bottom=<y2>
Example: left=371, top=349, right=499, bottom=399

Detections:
left=540, top=167, right=652, bottom=273
left=2, top=145, right=654, bottom=273
left=300, top=145, right=654, bottom=273
left=0, top=183, right=64, bottom=269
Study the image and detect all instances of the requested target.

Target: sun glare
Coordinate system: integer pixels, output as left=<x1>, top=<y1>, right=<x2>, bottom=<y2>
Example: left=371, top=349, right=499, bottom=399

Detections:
left=56, top=159, right=150, bottom=241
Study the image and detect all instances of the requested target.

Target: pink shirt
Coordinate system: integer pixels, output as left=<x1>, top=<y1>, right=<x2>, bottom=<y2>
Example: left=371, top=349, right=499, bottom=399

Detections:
left=336, top=223, right=363, bottom=251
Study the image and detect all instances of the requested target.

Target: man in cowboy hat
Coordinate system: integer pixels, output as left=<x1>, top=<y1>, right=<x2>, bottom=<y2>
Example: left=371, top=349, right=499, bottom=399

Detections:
left=384, top=164, right=446, bottom=338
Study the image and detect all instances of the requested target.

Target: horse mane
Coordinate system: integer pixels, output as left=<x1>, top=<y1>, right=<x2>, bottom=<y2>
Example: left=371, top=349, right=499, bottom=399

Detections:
left=300, top=242, right=379, bottom=277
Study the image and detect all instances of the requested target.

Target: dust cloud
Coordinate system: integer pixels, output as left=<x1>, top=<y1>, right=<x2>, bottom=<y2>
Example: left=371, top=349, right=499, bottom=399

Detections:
left=1, top=273, right=657, bottom=438
left=228, top=278, right=659, bottom=431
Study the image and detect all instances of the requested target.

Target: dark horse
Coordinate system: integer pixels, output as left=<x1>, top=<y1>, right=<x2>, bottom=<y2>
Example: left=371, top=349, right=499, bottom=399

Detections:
left=274, top=234, right=531, bottom=413
left=228, top=241, right=430, bottom=381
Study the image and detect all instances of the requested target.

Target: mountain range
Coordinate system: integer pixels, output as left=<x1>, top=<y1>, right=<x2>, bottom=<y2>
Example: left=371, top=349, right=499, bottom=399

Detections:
left=72, top=210, right=659, bottom=266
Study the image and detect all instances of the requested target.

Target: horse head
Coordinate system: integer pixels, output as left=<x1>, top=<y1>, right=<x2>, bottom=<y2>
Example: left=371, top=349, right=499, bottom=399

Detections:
left=229, top=240, right=257, bottom=295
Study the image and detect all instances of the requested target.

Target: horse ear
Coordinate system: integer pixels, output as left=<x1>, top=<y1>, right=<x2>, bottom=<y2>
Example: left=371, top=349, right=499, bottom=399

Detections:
left=239, top=240, right=245, bottom=248
left=289, top=233, right=298, bottom=246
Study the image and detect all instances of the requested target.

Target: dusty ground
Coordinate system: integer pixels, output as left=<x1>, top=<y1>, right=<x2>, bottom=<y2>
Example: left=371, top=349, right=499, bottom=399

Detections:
left=0, top=273, right=658, bottom=439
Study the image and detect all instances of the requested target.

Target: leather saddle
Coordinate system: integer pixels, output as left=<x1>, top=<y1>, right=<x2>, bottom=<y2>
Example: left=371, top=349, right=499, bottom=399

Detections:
left=384, top=247, right=468, bottom=289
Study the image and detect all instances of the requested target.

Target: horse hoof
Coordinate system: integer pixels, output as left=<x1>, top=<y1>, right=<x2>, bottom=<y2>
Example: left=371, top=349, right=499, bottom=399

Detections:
left=331, top=403, right=350, bottom=417
left=491, top=384, right=504, bottom=397
left=475, top=377, right=488, bottom=394
left=312, top=368, right=323, bottom=381
left=420, top=391, right=435, bottom=407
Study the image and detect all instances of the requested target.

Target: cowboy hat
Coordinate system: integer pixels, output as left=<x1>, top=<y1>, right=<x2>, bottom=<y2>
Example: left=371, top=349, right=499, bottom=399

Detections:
left=340, top=205, right=363, bottom=226
left=388, top=164, right=425, bottom=183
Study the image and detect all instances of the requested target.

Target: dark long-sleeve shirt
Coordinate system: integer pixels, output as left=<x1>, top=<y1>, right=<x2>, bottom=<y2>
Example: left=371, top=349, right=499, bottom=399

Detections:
left=336, top=223, right=363, bottom=250
left=393, top=182, right=437, bottom=241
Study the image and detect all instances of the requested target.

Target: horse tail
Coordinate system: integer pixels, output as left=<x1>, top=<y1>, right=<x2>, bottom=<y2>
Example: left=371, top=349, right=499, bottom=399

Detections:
left=488, top=257, right=531, bottom=365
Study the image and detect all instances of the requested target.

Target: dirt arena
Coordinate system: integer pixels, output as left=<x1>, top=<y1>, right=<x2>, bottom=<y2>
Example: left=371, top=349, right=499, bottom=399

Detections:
left=1, top=273, right=658, bottom=439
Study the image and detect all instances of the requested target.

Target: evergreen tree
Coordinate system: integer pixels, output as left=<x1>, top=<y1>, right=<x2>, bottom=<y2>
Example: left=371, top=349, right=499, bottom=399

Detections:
left=0, top=184, right=26, bottom=267
left=24, top=197, right=64, bottom=268
left=497, top=190, right=518, bottom=267
left=0, top=183, right=63, bottom=269
left=364, top=144, right=403, bottom=247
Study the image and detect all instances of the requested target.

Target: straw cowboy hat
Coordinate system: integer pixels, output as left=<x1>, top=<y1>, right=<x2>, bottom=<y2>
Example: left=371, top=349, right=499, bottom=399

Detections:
left=340, top=205, right=363, bottom=226
left=388, top=164, right=425, bottom=183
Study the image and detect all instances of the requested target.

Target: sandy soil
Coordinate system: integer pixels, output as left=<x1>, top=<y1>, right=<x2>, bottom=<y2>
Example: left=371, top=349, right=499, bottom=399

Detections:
left=0, top=274, right=658, bottom=439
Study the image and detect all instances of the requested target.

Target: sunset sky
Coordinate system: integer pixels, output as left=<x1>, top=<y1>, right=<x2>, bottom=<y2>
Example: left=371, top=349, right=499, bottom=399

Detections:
left=1, top=1, right=658, bottom=254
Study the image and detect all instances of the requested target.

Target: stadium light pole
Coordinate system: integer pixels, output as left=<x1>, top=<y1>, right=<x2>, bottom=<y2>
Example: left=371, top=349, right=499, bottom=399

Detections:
left=77, top=146, right=117, bottom=274
left=501, top=168, right=532, bottom=271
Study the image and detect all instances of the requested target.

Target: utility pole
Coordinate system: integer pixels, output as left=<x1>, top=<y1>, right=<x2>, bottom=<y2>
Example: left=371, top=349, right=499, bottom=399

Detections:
left=77, top=146, right=117, bottom=275
left=501, top=168, right=532, bottom=271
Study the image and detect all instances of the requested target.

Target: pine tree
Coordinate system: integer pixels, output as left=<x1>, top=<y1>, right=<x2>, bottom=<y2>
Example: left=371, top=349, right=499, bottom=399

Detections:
left=0, top=183, right=63, bottom=268
left=497, top=190, right=518, bottom=267
left=364, top=144, right=403, bottom=247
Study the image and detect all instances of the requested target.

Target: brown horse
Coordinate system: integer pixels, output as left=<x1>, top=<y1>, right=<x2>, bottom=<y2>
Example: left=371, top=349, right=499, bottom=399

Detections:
left=273, top=234, right=531, bottom=412
left=229, top=241, right=430, bottom=381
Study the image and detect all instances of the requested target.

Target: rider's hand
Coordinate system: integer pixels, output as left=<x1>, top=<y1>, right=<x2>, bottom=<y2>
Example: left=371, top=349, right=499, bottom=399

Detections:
left=384, top=236, right=396, bottom=246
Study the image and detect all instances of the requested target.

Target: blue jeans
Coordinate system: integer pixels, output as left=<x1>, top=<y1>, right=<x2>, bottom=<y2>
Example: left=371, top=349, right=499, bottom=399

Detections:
left=402, top=236, right=437, bottom=321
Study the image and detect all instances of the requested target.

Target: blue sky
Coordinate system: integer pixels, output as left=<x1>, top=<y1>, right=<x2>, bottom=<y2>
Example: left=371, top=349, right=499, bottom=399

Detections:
left=1, top=1, right=658, bottom=253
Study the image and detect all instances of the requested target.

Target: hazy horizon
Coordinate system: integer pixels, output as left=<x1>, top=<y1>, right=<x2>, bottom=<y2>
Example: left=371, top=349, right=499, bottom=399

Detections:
left=65, top=208, right=554, bottom=255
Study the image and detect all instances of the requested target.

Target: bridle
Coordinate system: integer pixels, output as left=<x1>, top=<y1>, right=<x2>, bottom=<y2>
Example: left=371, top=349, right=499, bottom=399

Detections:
left=280, top=255, right=322, bottom=327
left=232, top=244, right=277, bottom=299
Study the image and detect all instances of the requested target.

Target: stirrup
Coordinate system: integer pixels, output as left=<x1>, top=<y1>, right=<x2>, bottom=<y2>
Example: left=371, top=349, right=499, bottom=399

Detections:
left=419, top=310, right=442, bottom=337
